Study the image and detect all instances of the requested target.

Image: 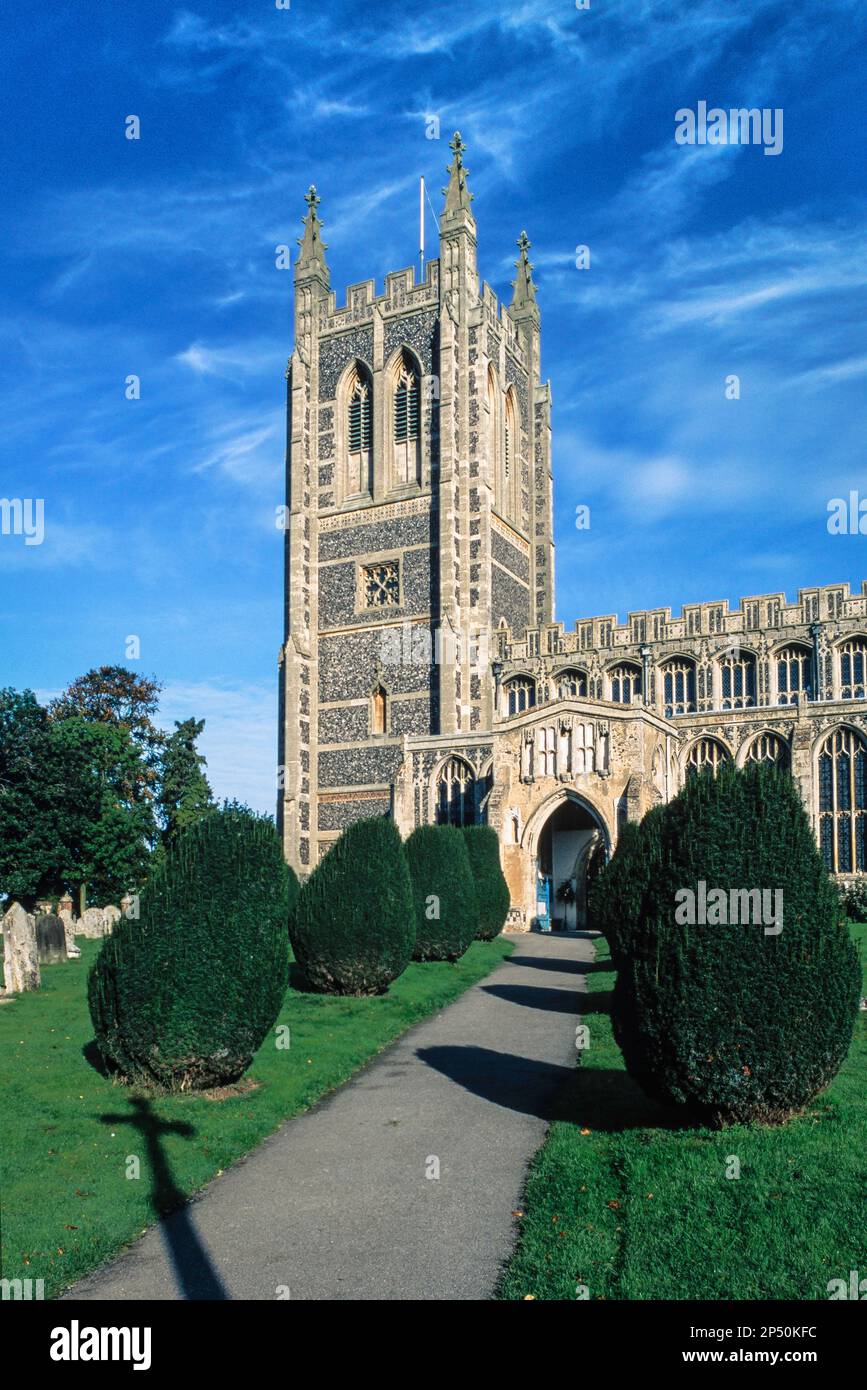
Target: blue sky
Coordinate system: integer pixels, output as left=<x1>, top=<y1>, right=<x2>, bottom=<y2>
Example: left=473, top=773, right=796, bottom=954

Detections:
left=1, top=0, right=865, bottom=813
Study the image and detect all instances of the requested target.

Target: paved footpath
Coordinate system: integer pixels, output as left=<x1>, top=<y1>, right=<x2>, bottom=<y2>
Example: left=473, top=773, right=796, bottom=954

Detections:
left=67, top=931, right=593, bottom=1302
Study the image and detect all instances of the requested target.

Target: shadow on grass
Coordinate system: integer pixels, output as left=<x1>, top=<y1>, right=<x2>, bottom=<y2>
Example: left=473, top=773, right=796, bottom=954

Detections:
left=288, top=961, right=312, bottom=992
left=549, top=1064, right=685, bottom=1133
left=82, top=1039, right=112, bottom=1078
left=99, top=1097, right=230, bottom=1300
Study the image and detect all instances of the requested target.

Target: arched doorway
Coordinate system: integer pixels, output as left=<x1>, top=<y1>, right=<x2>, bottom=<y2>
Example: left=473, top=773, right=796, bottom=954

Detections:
left=533, top=794, right=608, bottom=930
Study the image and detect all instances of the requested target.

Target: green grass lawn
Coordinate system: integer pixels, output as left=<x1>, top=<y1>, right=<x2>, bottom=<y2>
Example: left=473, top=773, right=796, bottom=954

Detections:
left=0, top=935, right=512, bottom=1298
left=498, top=925, right=867, bottom=1301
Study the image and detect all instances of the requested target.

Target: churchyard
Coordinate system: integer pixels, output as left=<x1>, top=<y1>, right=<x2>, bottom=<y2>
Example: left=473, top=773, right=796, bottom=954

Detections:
left=1, top=760, right=864, bottom=1302
left=1, top=927, right=512, bottom=1298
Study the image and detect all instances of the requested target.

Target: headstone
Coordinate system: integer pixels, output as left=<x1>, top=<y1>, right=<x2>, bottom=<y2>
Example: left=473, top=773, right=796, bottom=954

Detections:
left=103, top=905, right=121, bottom=934
left=36, top=913, right=68, bottom=965
left=80, top=907, right=107, bottom=939
left=2, top=903, right=40, bottom=993
left=57, top=894, right=78, bottom=953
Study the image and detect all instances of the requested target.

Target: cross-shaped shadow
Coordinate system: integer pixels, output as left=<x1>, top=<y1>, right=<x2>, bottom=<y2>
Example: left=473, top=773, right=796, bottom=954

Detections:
left=100, top=1097, right=230, bottom=1300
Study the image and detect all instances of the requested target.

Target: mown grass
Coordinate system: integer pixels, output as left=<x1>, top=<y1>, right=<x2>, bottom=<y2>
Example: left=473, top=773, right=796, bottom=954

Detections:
left=0, top=935, right=513, bottom=1298
left=498, top=926, right=866, bottom=1301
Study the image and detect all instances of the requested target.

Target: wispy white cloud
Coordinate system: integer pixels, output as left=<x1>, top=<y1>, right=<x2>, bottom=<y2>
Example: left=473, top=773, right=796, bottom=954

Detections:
left=176, top=340, right=280, bottom=378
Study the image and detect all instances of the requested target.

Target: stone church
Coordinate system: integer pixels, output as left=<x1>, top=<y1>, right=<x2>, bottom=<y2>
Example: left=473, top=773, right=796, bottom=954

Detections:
left=278, top=133, right=867, bottom=928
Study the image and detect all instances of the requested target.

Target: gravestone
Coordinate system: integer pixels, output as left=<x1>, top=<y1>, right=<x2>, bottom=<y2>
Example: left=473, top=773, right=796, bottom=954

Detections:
left=2, top=903, right=40, bottom=994
left=80, top=907, right=108, bottom=939
left=36, top=913, right=68, bottom=965
left=57, top=894, right=81, bottom=955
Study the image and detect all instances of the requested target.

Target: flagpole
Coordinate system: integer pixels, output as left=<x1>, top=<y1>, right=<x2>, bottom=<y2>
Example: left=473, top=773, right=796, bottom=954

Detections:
left=419, top=176, right=425, bottom=281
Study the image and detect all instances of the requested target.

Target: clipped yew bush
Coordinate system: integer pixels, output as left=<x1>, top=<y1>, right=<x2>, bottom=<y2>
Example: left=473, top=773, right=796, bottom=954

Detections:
left=461, top=825, right=510, bottom=940
left=289, top=816, right=415, bottom=994
left=588, top=807, right=665, bottom=967
left=612, top=762, right=861, bottom=1125
left=405, top=824, right=478, bottom=961
left=88, top=806, right=296, bottom=1091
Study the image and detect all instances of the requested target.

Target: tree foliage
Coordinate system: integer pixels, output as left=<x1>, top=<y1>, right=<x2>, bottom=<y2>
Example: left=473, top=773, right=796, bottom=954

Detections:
left=1, top=672, right=214, bottom=909
left=289, top=817, right=415, bottom=995
left=88, top=806, right=295, bottom=1090
left=157, top=718, right=214, bottom=845
left=405, top=825, right=478, bottom=961
left=611, top=763, right=861, bottom=1125
left=460, top=825, right=510, bottom=940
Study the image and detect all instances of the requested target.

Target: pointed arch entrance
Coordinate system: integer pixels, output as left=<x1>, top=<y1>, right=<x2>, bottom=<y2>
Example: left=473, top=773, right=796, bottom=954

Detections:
left=523, top=790, right=610, bottom=930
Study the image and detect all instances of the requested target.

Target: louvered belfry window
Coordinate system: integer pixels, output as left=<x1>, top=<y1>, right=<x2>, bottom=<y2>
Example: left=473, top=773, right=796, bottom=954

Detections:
left=348, top=380, right=371, bottom=453
left=394, top=369, right=419, bottom=443
left=346, top=368, right=372, bottom=495
left=393, top=357, right=421, bottom=487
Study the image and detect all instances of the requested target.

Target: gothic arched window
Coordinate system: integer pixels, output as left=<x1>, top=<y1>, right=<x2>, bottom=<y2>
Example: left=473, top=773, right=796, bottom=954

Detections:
left=503, top=676, right=535, bottom=716
left=839, top=639, right=867, bottom=700
left=503, top=387, right=519, bottom=521
left=436, top=757, right=490, bottom=827
left=346, top=364, right=372, bottom=496
left=745, top=732, right=789, bottom=768
left=686, top=737, right=730, bottom=778
left=557, top=668, right=587, bottom=698
left=818, top=727, right=867, bottom=871
left=371, top=684, right=387, bottom=736
left=720, top=650, right=757, bottom=709
left=392, top=350, right=421, bottom=488
left=661, top=659, right=696, bottom=717
left=487, top=364, right=503, bottom=507
left=609, top=663, right=641, bottom=704
left=776, top=645, right=813, bottom=704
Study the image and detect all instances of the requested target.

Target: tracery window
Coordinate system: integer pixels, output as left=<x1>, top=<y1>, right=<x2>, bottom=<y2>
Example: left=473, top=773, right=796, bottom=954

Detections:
left=686, top=737, right=730, bottom=777
left=556, top=668, right=587, bottom=698
left=745, top=732, right=789, bottom=767
left=503, top=676, right=535, bottom=716
left=609, top=663, right=641, bottom=704
left=661, top=659, right=696, bottom=717
left=818, top=727, right=867, bottom=872
left=839, top=639, right=867, bottom=700
left=362, top=562, right=399, bottom=608
left=720, top=651, right=757, bottom=709
left=436, top=757, right=490, bottom=827
left=776, top=645, right=812, bottom=705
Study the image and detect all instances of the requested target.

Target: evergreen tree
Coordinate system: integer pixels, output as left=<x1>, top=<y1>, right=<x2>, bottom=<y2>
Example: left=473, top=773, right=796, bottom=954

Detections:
left=612, top=763, right=861, bottom=1125
left=89, top=806, right=295, bottom=1090
left=157, top=717, right=214, bottom=845
left=460, top=825, right=510, bottom=940
left=0, top=688, right=68, bottom=906
left=406, top=825, right=477, bottom=961
left=290, top=818, right=415, bottom=994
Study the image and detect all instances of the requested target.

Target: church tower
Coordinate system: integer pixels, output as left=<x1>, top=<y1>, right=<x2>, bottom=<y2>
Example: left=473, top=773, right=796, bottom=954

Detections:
left=278, top=137, right=554, bottom=872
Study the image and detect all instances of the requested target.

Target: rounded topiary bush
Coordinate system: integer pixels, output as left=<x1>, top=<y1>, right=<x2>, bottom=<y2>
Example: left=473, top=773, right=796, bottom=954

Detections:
left=612, top=762, right=861, bottom=1125
left=460, top=825, right=510, bottom=940
left=405, top=825, right=478, bottom=961
left=289, top=817, right=415, bottom=994
left=588, top=807, right=664, bottom=967
left=88, top=806, right=296, bottom=1091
